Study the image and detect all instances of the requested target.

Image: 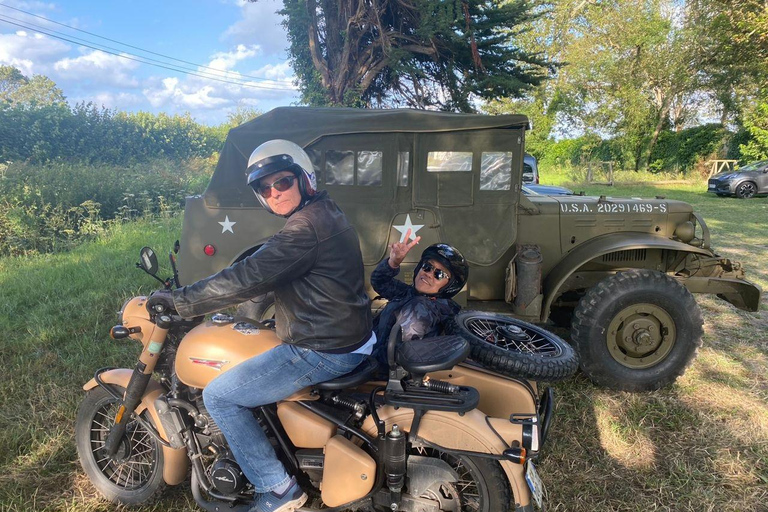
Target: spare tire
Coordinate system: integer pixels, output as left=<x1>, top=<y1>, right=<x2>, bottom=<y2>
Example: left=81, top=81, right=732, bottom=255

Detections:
left=448, top=311, right=579, bottom=381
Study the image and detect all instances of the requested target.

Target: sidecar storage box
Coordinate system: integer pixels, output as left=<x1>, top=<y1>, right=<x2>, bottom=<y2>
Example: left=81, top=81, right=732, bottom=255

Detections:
left=321, top=435, right=375, bottom=506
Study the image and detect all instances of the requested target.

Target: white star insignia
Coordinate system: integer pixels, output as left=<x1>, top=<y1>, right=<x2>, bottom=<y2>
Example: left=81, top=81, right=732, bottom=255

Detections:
left=218, top=216, right=236, bottom=234
left=393, top=214, right=425, bottom=243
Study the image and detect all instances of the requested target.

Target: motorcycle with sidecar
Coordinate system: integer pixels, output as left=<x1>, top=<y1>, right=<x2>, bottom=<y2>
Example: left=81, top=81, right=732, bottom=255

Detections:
left=76, top=247, right=577, bottom=511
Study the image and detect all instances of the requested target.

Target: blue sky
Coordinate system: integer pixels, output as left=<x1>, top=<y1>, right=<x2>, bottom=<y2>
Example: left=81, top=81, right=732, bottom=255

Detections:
left=0, top=0, right=300, bottom=124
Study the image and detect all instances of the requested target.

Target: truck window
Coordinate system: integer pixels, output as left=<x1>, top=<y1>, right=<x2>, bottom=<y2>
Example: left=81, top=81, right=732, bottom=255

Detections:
left=397, top=152, right=410, bottom=187
left=325, top=150, right=383, bottom=186
left=357, top=151, right=383, bottom=186
left=427, top=151, right=473, bottom=173
left=480, top=152, right=513, bottom=191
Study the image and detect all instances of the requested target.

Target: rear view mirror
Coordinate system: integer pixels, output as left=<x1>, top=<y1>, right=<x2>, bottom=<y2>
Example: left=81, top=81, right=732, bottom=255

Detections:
left=139, top=247, right=159, bottom=275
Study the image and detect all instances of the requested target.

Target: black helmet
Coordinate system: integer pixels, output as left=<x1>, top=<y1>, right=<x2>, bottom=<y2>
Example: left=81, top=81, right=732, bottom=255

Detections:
left=246, top=139, right=317, bottom=214
left=413, top=243, right=469, bottom=298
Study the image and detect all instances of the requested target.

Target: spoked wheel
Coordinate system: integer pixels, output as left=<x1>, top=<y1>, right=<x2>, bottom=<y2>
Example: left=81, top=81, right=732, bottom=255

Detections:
left=409, top=447, right=510, bottom=512
left=449, top=311, right=579, bottom=380
left=76, top=386, right=166, bottom=505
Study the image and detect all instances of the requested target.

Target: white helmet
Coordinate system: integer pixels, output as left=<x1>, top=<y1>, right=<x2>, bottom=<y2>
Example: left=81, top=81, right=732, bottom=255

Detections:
left=246, top=139, right=317, bottom=214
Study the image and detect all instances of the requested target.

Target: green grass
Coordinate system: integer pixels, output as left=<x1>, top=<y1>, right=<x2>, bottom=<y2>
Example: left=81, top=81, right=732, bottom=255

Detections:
left=0, top=181, right=766, bottom=511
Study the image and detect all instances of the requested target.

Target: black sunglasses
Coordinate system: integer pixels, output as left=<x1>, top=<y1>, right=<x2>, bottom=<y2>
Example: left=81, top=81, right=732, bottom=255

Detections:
left=421, top=261, right=450, bottom=281
left=256, top=175, right=296, bottom=198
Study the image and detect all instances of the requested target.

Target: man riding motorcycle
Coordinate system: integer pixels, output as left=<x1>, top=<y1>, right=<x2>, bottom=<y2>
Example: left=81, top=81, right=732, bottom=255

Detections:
left=147, top=139, right=374, bottom=512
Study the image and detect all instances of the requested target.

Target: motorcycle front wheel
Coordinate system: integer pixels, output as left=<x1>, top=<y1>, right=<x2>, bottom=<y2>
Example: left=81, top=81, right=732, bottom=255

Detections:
left=76, top=386, right=166, bottom=505
left=409, top=447, right=510, bottom=512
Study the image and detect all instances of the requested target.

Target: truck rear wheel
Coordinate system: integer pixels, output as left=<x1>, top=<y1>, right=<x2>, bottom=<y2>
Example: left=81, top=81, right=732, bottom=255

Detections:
left=571, top=269, right=703, bottom=391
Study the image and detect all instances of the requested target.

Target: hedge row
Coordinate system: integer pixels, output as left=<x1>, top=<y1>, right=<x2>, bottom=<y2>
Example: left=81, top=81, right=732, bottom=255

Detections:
left=538, top=125, right=755, bottom=173
left=0, top=102, right=228, bottom=165
left=0, top=158, right=214, bottom=256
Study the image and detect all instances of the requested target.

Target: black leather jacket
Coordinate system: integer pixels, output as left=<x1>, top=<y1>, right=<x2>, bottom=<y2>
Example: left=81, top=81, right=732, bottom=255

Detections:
left=172, top=191, right=372, bottom=351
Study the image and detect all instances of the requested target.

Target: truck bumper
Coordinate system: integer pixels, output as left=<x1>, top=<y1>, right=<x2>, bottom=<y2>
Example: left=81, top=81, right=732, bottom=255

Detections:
left=680, top=276, right=762, bottom=312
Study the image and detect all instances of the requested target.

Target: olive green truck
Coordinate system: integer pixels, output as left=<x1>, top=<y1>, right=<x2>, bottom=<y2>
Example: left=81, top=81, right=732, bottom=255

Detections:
left=176, top=107, right=761, bottom=391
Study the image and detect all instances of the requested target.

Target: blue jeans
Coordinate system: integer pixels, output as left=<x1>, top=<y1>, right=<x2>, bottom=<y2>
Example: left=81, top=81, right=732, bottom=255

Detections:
left=202, top=343, right=365, bottom=492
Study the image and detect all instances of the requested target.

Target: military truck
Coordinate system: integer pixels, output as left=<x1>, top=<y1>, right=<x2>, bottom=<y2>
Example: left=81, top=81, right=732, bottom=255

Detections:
left=176, top=107, right=761, bottom=391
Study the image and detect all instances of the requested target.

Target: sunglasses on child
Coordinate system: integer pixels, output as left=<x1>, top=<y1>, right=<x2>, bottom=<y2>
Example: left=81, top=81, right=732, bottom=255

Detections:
left=421, top=261, right=451, bottom=281
left=256, top=175, right=297, bottom=198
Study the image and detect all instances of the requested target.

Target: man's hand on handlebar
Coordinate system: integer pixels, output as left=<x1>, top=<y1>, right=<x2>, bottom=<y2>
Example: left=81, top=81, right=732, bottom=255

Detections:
left=147, top=289, right=176, bottom=314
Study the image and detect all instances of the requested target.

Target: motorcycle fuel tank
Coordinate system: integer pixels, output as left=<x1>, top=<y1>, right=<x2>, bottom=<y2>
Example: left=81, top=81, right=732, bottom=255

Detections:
left=176, top=317, right=281, bottom=388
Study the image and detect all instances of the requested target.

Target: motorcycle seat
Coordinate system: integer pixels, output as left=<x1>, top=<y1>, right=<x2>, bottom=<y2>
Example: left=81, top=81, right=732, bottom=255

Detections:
left=313, top=356, right=380, bottom=391
left=396, top=335, right=470, bottom=375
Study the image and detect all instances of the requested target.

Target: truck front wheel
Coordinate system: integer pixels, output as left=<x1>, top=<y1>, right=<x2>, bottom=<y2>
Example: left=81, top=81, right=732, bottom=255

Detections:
left=571, top=269, right=703, bottom=391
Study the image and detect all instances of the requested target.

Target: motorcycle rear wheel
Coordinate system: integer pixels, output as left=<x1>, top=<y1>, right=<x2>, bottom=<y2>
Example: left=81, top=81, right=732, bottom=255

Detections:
left=76, top=386, right=166, bottom=505
left=409, top=446, right=510, bottom=512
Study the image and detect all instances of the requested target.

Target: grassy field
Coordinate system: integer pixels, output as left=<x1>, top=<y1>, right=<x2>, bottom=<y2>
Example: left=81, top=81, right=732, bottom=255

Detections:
left=0, top=178, right=765, bottom=512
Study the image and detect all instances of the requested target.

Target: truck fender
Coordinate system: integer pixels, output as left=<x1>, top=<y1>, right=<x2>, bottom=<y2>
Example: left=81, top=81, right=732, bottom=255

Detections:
left=83, top=369, right=189, bottom=486
left=232, top=240, right=270, bottom=264
left=360, top=407, right=534, bottom=510
left=541, top=232, right=711, bottom=322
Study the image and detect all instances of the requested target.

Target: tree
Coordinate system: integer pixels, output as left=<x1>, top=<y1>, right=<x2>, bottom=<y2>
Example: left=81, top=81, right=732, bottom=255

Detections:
left=518, top=1, right=708, bottom=170
left=0, top=66, right=66, bottom=106
left=687, top=0, right=767, bottom=126
left=0, top=66, right=26, bottom=100
left=226, top=105, right=262, bottom=128
left=272, top=0, right=554, bottom=111
left=739, top=98, right=768, bottom=160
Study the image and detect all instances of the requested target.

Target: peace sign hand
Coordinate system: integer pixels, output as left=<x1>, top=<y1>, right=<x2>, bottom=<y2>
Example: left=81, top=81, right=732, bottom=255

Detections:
left=388, top=228, right=421, bottom=268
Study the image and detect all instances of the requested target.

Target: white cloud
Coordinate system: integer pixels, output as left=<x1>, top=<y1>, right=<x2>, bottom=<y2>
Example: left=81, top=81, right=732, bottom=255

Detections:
left=54, top=49, right=140, bottom=87
left=141, top=47, right=297, bottom=117
left=222, top=0, right=288, bottom=56
left=144, top=76, right=231, bottom=110
left=0, top=29, right=70, bottom=75
left=253, top=61, right=293, bottom=81
left=208, top=44, right=260, bottom=72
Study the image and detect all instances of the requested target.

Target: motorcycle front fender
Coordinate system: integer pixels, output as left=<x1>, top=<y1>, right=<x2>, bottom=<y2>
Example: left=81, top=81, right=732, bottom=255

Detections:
left=83, top=368, right=189, bottom=486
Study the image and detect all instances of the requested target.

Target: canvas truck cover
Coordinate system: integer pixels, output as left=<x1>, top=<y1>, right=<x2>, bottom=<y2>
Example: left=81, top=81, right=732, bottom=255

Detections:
left=204, top=107, right=530, bottom=266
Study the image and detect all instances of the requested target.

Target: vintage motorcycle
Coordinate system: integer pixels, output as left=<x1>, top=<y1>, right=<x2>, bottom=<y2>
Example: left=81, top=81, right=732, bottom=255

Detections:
left=76, top=247, right=577, bottom=511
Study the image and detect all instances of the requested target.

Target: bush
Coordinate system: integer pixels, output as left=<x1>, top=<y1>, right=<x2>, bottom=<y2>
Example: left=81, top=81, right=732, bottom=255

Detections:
left=649, top=124, right=730, bottom=173
left=540, top=136, right=625, bottom=169
left=0, top=158, right=214, bottom=256
left=0, top=102, right=226, bottom=165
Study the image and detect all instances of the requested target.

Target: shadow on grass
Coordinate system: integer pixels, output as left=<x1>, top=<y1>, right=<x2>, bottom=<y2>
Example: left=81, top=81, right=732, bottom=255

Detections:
left=540, top=377, right=768, bottom=512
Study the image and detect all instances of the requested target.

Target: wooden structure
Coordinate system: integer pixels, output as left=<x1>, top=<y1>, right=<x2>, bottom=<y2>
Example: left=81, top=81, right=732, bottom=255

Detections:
left=707, top=159, right=738, bottom=178
left=586, top=160, right=614, bottom=186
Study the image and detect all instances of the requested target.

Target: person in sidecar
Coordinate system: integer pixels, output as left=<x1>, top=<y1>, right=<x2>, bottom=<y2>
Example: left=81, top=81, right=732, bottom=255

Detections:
left=147, top=139, right=373, bottom=512
left=371, top=233, right=468, bottom=367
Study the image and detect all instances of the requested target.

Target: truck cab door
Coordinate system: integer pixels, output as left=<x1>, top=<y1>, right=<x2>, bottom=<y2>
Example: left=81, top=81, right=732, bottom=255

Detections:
left=414, top=129, right=523, bottom=266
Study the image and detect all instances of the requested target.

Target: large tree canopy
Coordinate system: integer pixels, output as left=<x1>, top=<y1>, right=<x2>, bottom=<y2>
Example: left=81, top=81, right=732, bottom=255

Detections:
left=271, top=0, right=553, bottom=111
left=0, top=66, right=66, bottom=107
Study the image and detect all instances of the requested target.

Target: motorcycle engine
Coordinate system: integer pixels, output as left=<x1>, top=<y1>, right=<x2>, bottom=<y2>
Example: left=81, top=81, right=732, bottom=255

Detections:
left=211, top=456, right=246, bottom=496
